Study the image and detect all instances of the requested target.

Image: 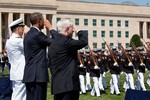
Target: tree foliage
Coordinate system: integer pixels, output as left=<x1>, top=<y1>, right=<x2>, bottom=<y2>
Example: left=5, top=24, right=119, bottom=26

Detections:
left=130, top=34, right=143, bottom=47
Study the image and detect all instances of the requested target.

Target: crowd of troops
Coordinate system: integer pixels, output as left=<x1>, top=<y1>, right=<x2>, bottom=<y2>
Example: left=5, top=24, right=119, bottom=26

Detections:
left=0, top=52, right=10, bottom=76
left=77, top=45, right=150, bottom=97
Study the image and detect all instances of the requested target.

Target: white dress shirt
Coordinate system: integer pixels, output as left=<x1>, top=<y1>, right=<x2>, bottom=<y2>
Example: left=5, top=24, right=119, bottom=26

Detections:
left=6, top=33, right=25, bottom=81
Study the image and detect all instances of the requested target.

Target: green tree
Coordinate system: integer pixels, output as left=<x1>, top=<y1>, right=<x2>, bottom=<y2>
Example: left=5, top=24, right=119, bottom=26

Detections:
left=130, top=34, right=143, bottom=47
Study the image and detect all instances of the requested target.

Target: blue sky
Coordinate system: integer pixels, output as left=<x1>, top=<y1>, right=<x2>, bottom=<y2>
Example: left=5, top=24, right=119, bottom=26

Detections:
left=81, top=0, right=150, bottom=6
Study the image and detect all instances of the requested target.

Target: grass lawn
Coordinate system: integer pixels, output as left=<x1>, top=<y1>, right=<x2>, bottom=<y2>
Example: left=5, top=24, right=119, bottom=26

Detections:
left=1, top=67, right=150, bottom=100
left=47, top=71, right=150, bottom=100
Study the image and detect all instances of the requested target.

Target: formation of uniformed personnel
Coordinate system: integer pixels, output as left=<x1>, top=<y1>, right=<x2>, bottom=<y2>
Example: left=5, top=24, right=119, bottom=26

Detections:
left=76, top=44, right=150, bottom=97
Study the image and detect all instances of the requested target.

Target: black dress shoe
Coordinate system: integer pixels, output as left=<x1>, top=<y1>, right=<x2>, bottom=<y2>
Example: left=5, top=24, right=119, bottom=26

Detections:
left=116, top=93, right=121, bottom=96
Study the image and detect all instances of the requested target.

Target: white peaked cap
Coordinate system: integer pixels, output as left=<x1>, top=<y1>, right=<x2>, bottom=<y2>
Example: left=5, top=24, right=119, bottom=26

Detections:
left=9, top=18, right=24, bottom=28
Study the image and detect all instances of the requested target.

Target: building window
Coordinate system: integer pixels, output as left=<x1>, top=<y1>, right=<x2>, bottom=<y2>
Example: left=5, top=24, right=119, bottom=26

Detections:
left=125, top=20, right=129, bottom=27
left=93, top=42, right=97, bottom=48
left=102, top=43, right=105, bottom=49
left=75, top=18, right=79, bottom=25
left=85, top=30, right=88, bottom=34
left=117, top=20, right=121, bottom=27
left=2, top=29, right=6, bottom=38
left=125, top=31, right=129, bottom=38
left=118, top=31, right=121, bottom=38
left=93, top=30, right=97, bottom=37
left=13, top=13, right=19, bottom=20
left=2, top=42, right=5, bottom=51
left=93, top=19, right=97, bottom=26
left=84, top=19, right=88, bottom=26
left=109, top=31, right=113, bottom=37
left=147, top=22, right=150, bottom=38
left=101, top=20, right=105, bottom=26
left=101, top=31, right=105, bottom=37
left=2, top=14, right=6, bottom=25
left=126, top=43, right=130, bottom=48
left=56, top=17, right=61, bottom=22
left=109, top=20, right=113, bottom=27
left=110, top=43, right=114, bottom=47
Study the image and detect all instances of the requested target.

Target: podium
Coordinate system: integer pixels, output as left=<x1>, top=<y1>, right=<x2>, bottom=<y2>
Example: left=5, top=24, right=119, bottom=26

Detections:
left=0, top=77, right=12, bottom=100
left=125, top=89, right=150, bottom=100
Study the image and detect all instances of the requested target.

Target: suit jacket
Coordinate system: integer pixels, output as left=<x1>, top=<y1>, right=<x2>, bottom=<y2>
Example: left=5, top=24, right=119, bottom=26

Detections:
left=48, top=30, right=88, bottom=95
left=23, top=27, right=53, bottom=83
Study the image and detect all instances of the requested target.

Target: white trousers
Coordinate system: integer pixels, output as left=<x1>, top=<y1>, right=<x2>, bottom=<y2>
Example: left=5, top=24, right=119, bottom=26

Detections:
left=98, top=74, right=104, bottom=90
left=11, top=80, right=26, bottom=100
left=136, top=72, right=146, bottom=91
left=123, top=73, right=135, bottom=91
left=110, top=74, right=120, bottom=94
left=79, top=75, right=86, bottom=93
left=91, top=77, right=100, bottom=97
left=85, top=72, right=92, bottom=90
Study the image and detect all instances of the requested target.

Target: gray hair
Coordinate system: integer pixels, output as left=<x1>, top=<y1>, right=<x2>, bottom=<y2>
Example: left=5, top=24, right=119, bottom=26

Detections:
left=56, top=19, right=73, bottom=33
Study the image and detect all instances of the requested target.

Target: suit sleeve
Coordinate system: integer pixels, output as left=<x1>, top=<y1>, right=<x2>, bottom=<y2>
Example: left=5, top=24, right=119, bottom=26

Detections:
left=65, top=30, right=88, bottom=50
left=37, top=32, right=53, bottom=46
left=49, top=29, right=59, bottom=39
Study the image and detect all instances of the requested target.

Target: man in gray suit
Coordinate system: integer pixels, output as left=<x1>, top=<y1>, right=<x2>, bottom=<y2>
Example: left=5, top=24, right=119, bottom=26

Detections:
left=48, top=19, right=88, bottom=100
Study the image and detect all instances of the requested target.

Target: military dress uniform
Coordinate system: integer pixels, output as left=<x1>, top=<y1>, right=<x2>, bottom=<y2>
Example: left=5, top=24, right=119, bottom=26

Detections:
left=6, top=18, right=26, bottom=100
left=84, top=50, right=92, bottom=91
left=85, top=53, right=100, bottom=97
left=77, top=51, right=86, bottom=94
left=101, top=50, right=109, bottom=89
left=133, top=52, right=146, bottom=91
left=97, top=51, right=105, bottom=91
left=108, top=54, right=121, bottom=95
left=121, top=53, right=135, bottom=91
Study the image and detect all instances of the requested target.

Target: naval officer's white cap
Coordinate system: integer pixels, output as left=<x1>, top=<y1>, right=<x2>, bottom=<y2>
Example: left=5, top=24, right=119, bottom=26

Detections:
left=9, top=18, right=24, bottom=28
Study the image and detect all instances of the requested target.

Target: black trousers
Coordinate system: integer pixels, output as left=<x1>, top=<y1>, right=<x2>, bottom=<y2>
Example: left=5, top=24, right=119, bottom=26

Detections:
left=54, top=90, right=79, bottom=100
left=25, top=82, right=47, bottom=100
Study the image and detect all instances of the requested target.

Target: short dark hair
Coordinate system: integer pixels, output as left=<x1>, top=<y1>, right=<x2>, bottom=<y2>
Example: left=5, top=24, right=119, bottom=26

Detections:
left=30, top=12, right=43, bottom=25
left=10, top=25, right=18, bottom=32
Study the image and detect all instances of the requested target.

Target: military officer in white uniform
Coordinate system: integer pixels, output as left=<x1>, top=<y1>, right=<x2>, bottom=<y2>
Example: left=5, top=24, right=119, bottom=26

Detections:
left=6, top=18, right=27, bottom=100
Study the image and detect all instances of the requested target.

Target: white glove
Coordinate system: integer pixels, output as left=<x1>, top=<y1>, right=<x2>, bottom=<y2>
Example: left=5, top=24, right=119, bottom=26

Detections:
left=146, top=68, right=148, bottom=71
left=103, top=72, right=106, bottom=75
left=113, top=62, right=119, bottom=66
left=140, top=63, right=145, bottom=66
left=136, top=70, right=139, bottom=73
left=94, top=65, right=99, bottom=69
left=128, top=62, right=134, bottom=67
left=79, top=64, right=84, bottom=67
left=121, top=71, right=124, bottom=75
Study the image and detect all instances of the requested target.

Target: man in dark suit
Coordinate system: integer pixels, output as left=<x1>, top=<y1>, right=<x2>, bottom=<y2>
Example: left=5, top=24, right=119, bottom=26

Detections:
left=48, top=19, right=88, bottom=100
left=23, top=12, right=53, bottom=100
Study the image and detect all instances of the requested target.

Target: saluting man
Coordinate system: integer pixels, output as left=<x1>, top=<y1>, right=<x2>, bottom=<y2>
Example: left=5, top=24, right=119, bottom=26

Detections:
left=6, top=18, right=27, bottom=100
